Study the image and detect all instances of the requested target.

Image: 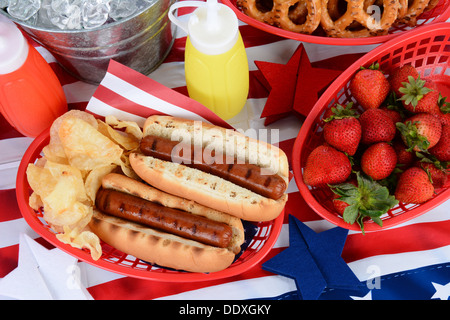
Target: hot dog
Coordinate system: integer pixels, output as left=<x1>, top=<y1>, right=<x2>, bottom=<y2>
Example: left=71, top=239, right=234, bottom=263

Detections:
left=89, top=173, right=245, bottom=273
left=129, top=116, right=289, bottom=221
left=139, top=135, right=287, bottom=200
left=95, top=188, right=234, bottom=248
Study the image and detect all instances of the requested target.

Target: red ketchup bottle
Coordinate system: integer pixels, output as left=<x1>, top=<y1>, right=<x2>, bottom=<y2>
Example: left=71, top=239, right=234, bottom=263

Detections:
left=0, top=18, right=67, bottom=138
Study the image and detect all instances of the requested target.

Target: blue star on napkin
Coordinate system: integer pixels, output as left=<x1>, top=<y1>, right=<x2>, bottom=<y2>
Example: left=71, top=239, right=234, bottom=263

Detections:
left=262, top=215, right=363, bottom=300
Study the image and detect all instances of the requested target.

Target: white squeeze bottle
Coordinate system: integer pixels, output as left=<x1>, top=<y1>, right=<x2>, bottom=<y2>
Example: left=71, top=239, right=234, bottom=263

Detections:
left=169, top=0, right=249, bottom=120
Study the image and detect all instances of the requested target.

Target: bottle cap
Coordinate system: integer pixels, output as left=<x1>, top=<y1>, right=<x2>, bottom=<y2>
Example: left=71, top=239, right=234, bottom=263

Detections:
left=169, top=0, right=239, bottom=55
left=188, top=0, right=238, bottom=55
left=0, top=16, right=29, bottom=75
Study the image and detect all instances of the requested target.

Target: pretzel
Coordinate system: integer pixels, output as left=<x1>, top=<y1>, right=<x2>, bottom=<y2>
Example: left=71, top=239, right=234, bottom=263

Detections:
left=396, top=0, right=431, bottom=26
left=327, top=0, right=343, bottom=19
left=425, top=0, right=440, bottom=12
left=237, top=0, right=277, bottom=25
left=287, top=0, right=308, bottom=22
left=273, top=0, right=322, bottom=34
left=320, top=0, right=399, bottom=37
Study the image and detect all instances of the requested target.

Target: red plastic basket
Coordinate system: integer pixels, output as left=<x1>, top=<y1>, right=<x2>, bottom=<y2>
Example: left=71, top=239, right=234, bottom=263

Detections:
left=16, top=129, right=284, bottom=282
left=223, top=0, right=450, bottom=45
left=292, top=22, right=450, bottom=232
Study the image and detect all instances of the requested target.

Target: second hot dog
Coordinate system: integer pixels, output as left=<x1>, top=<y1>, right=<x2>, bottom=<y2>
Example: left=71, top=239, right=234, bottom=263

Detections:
left=89, top=173, right=245, bottom=273
left=95, top=187, right=234, bottom=248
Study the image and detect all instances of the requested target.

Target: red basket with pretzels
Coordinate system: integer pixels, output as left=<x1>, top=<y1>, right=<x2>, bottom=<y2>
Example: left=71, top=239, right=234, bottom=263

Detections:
left=16, top=128, right=284, bottom=282
left=223, top=0, right=450, bottom=45
left=292, top=22, right=450, bottom=232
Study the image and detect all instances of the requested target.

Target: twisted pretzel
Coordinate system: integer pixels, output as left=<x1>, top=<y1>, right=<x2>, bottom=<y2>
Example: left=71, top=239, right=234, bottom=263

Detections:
left=327, top=0, right=346, bottom=19
left=237, top=0, right=277, bottom=25
left=425, top=0, right=440, bottom=12
left=320, top=0, right=399, bottom=37
left=273, top=0, right=322, bottom=34
left=396, top=0, right=431, bottom=26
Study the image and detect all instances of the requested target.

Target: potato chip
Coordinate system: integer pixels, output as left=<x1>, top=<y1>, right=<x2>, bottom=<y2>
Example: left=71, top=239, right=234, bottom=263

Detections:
left=42, top=145, right=68, bottom=165
left=105, top=115, right=143, bottom=141
left=26, top=110, right=146, bottom=261
left=73, top=231, right=102, bottom=261
left=45, top=160, right=89, bottom=203
left=47, top=110, right=98, bottom=162
left=57, top=226, right=102, bottom=261
left=29, top=192, right=43, bottom=211
left=34, top=156, right=47, bottom=168
left=118, top=153, right=140, bottom=180
left=97, top=120, right=139, bottom=151
left=43, top=200, right=91, bottom=228
left=58, top=116, right=123, bottom=171
left=85, top=164, right=117, bottom=203
left=26, top=164, right=58, bottom=199
left=27, top=159, right=89, bottom=224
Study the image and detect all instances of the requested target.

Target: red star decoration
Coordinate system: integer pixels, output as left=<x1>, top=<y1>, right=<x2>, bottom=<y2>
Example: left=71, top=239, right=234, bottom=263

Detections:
left=255, top=44, right=343, bottom=126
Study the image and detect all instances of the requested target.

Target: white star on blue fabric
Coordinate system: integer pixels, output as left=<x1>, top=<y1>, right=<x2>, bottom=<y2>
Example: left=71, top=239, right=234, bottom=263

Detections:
left=350, top=290, right=372, bottom=300
left=431, top=281, right=450, bottom=300
left=262, top=215, right=363, bottom=300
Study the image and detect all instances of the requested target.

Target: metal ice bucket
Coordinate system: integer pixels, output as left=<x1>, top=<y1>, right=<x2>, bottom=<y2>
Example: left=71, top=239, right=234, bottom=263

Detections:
left=0, top=0, right=176, bottom=84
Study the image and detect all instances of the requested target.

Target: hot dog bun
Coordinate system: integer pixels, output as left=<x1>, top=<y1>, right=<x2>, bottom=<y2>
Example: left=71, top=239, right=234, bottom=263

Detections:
left=89, top=173, right=245, bottom=273
left=129, top=115, right=289, bottom=221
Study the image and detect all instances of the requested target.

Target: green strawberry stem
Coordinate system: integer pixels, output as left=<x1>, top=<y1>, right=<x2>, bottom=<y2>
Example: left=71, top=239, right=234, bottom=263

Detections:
left=329, top=172, right=399, bottom=234
left=416, top=151, right=448, bottom=169
left=398, top=75, right=432, bottom=109
left=416, top=152, right=450, bottom=180
left=385, top=91, right=409, bottom=119
left=396, top=120, right=430, bottom=152
left=360, top=62, right=381, bottom=71
left=324, top=102, right=358, bottom=122
left=438, top=94, right=450, bottom=114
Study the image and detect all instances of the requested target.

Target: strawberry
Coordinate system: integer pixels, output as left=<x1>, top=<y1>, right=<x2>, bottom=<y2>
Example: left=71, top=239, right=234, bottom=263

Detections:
left=303, top=144, right=352, bottom=187
left=332, top=179, right=357, bottom=216
left=380, top=106, right=402, bottom=124
left=414, top=156, right=448, bottom=189
left=392, top=138, right=415, bottom=168
left=398, top=77, right=440, bottom=114
left=394, top=167, right=435, bottom=204
left=330, top=172, right=398, bottom=233
left=380, top=91, right=407, bottom=123
left=349, top=63, right=390, bottom=110
left=361, top=142, right=398, bottom=180
left=389, top=64, right=419, bottom=96
left=437, top=94, right=450, bottom=126
left=396, top=113, right=443, bottom=152
left=323, top=103, right=361, bottom=156
left=429, top=124, right=450, bottom=162
left=359, top=108, right=397, bottom=144
left=332, top=195, right=350, bottom=217
left=441, top=112, right=450, bottom=127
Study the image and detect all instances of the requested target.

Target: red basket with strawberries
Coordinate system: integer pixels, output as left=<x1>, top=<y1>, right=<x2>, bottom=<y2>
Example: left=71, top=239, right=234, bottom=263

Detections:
left=292, top=22, right=450, bottom=232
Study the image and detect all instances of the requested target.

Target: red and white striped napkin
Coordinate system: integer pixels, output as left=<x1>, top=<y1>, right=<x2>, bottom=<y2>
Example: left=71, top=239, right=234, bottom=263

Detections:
left=86, top=60, right=232, bottom=129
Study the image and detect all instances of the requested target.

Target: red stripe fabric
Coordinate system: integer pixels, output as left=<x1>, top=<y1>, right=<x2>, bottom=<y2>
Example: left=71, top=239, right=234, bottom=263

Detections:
left=0, top=190, right=21, bottom=223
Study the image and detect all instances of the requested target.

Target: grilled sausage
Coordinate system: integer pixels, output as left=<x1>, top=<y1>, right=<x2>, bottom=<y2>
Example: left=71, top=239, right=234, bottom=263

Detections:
left=95, top=187, right=233, bottom=248
left=140, top=135, right=287, bottom=200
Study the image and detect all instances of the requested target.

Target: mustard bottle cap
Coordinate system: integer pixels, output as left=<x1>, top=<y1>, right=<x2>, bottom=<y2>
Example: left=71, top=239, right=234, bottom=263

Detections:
left=169, top=0, right=239, bottom=55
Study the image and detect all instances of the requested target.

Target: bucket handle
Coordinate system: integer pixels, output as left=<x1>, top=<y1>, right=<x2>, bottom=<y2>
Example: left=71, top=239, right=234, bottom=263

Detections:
left=168, top=1, right=207, bottom=34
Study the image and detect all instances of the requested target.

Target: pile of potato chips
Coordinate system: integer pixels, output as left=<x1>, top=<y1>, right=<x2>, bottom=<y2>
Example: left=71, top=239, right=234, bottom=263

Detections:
left=26, top=110, right=143, bottom=260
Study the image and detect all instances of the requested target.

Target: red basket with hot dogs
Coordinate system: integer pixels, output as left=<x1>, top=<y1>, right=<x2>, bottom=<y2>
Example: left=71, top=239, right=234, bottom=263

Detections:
left=17, top=111, right=286, bottom=281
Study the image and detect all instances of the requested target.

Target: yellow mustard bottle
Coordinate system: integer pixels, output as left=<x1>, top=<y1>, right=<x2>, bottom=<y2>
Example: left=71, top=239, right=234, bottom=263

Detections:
left=169, top=0, right=249, bottom=120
